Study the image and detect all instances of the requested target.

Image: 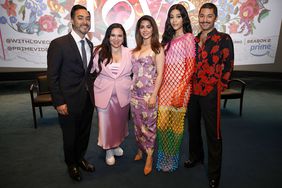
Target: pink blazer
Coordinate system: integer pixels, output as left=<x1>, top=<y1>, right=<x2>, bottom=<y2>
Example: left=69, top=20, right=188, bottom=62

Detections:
left=92, top=46, right=132, bottom=108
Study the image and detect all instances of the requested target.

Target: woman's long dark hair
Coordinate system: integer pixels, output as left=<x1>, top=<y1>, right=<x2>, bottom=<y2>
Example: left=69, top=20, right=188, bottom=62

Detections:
left=133, top=15, right=161, bottom=54
left=93, top=23, right=127, bottom=72
left=162, top=4, right=192, bottom=53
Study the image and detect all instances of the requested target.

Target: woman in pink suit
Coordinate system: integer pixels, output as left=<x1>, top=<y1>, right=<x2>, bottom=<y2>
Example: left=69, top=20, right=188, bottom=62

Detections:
left=92, top=23, right=132, bottom=166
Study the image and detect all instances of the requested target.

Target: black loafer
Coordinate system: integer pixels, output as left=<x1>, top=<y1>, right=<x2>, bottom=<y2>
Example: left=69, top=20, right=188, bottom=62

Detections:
left=184, top=159, right=203, bottom=168
left=209, top=179, right=219, bottom=188
left=79, top=159, right=95, bottom=172
left=68, top=165, right=81, bottom=181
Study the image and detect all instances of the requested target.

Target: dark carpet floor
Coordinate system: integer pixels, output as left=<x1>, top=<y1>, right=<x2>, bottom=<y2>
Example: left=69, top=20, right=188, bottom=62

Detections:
left=0, top=76, right=281, bottom=188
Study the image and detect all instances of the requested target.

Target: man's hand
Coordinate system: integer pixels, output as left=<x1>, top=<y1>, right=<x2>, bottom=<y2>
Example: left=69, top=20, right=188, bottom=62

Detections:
left=56, top=104, right=69, bottom=115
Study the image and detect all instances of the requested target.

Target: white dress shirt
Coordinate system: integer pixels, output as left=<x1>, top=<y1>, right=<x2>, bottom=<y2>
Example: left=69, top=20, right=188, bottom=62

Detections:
left=71, top=30, right=91, bottom=66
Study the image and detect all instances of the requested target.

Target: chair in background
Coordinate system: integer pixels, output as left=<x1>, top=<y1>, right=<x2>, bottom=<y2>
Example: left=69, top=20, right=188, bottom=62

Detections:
left=221, top=79, right=247, bottom=116
left=29, top=73, right=52, bottom=128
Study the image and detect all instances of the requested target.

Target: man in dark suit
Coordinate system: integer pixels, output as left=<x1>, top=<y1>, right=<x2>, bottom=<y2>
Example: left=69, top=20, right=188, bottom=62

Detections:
left=47, top=4, right=96, bottom=182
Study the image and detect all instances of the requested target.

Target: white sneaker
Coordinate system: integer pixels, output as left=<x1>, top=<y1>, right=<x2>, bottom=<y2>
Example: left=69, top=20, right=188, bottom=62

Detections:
left=113, top=147, right=123, bottom=157
left=106, top=149, right=115, bottom=165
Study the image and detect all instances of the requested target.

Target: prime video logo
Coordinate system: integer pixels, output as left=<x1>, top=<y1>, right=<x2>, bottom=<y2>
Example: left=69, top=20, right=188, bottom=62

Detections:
left=249, top=43, right=271, bottom=56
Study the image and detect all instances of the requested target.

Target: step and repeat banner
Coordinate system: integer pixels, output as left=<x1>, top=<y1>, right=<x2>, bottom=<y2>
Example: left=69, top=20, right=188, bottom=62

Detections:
left=0, top=0, right=281, bottom=68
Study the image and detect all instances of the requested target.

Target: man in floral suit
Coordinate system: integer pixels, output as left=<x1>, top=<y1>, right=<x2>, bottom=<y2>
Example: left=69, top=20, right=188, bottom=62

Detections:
left=184, top=3, right=234, bottom=188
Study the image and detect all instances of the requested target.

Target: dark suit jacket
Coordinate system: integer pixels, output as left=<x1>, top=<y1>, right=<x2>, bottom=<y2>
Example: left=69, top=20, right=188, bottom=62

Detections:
left=47, top=33, right=96, bottom=114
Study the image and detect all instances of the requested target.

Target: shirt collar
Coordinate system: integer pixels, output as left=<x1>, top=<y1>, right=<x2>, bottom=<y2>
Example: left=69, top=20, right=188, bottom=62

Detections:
left=207, top=28, right=218, bottom=36
left=71, top=30, right=86, bottom=43
left=196, top=28, right=218, bottom=42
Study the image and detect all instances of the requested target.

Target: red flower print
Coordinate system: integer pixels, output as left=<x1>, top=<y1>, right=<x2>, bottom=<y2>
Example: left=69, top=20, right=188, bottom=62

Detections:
left=202, top=58, right=208, bottom=64
left=211, top=35, right=220, bottom=42
left=1, top=0, right=17, bottom=16
left=202, top=63, right=210, bottom=70
left=211, top=45, right=219, bottom=54
left=209, top=77, right=217, bottom=84
left=222, top=48, right=230, bottom=59
left=206, top=67, right=211, bottom=74
left=239, top=0, right=260, bottom=22
left=223, top=72, right=231, bottom=80
left=38, top=15, right=57, bottom=32
left=205, top=85, right=213, bottom=92
left=212, top=55, right=219, bottom=63
left=197, top=61, right=203, bottom=67
left=201, top=76, right=208, bottom=83
left=208, top=67, right=215, bottom=75
left=198, top=70, right=205, bottom=78
left=194, top=84, right=200, bottom=92
left=215, top=64, right=222, bottom=73
left=202, top=50, right=208, bottom=59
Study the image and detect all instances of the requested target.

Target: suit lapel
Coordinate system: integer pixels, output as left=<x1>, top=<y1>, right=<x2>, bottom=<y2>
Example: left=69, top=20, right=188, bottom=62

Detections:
left=68, top=33, right=94, bottom=72
left=67, top=33, right=84, bottom=68
left=100, top=46, right=129, bottom=79
left=86, top=38, right=94, bottom=73
left=114, top=46, right=127, bottom=78
left=102, top=62, right=115, bottom=77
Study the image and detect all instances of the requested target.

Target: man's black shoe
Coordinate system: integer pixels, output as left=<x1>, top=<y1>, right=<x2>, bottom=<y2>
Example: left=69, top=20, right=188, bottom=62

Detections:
left=79, top=159, right=95, bottom=172
left=68, top=165, right=81, bottom=181
left=209, top=179, right=219, bottom=188
left=184, top=159, right=203, bottom=168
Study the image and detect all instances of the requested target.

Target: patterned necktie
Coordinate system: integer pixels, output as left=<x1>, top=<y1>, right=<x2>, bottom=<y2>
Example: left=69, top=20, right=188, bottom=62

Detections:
left=80, top=40, right=87, bottom=70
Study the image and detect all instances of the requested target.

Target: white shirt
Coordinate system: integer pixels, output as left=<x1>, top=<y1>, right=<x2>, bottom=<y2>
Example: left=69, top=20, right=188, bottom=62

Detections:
left=71, top=30, right=91, bottom=66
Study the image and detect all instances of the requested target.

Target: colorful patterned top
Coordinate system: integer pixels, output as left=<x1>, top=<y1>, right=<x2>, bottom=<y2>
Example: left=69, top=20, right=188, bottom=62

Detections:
left=131, top=56, right=157, bottom=100
left=156, top=33, right=195, bottom=172
left=193, top=28, right=234, bottom=96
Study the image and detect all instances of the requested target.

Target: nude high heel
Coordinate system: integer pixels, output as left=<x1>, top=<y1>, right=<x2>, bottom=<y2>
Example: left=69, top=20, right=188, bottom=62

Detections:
left=144, top=155, right=153, bottom=175
left=144, top=149, right=153, bottom=175
left=134, top=149, right=143, bottom=161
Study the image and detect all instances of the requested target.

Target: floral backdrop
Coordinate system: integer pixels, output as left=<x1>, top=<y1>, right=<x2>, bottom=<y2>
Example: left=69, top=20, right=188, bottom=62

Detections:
left=0, top=0, right=281, bottom=67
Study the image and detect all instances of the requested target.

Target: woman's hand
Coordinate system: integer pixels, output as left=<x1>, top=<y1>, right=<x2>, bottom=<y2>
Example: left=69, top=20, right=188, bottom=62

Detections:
left=147, top=95, right=157, bottom=109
